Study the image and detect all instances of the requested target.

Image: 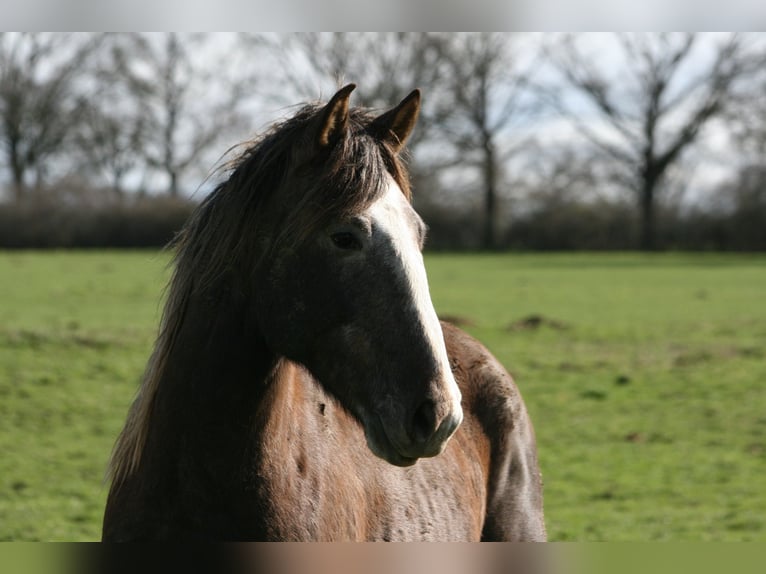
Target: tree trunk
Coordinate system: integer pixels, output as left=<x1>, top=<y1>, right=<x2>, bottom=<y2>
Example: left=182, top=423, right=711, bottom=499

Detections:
left=169, top=170, right=179, bottom=197
left=9, top=142, right=25, bottom=202
left=482, top=138, right=497, bottom=250
left=11, top=169, right=25, bottom=202
left=639, top=176, right=657, bottom=251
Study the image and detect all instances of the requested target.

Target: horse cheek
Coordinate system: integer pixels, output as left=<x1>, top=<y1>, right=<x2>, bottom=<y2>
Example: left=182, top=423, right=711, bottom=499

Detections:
left=255, top=254, right=309, bottom=360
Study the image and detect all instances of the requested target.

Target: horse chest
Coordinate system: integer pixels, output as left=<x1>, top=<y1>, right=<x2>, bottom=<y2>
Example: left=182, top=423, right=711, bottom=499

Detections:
left=251, top=406, right=485, bottom=541
left=254, top=461, right=483, bottom=541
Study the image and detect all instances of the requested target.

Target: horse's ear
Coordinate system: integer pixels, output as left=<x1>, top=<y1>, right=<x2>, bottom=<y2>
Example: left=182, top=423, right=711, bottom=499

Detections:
left=370, top=89, right=421, bottom=153
left=315, top=83, right=356, bottom=149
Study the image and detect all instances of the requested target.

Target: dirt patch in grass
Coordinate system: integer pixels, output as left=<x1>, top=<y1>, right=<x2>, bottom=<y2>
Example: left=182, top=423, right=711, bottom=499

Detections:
left=673, top=345, right=765, bottom=368
left=507, top=314, right=570, bottom=332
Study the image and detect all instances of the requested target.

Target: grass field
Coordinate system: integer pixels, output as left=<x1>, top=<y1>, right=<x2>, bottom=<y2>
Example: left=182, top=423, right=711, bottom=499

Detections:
left=1, top=250, right=764, bottom=541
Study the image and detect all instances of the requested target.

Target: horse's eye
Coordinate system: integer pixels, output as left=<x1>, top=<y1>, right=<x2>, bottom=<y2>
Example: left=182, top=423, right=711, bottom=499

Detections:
left=331, top=232, right=362, bottom=251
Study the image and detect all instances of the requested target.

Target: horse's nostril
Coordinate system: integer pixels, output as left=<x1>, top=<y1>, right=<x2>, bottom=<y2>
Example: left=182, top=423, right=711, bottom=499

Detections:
left=411, top=399, right=438, bottom=445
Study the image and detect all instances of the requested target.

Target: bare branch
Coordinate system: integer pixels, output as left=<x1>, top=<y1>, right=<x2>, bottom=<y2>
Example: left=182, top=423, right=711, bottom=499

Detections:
left=545, top=32, right=761, bottom=249
left=111, top=33, right=257, bottom=196
left=0, top=33, right=100, bottom=200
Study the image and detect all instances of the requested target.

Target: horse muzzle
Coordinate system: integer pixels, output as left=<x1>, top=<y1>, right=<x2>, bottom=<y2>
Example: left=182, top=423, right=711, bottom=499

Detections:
left=365, top=394, right=464, bottom=467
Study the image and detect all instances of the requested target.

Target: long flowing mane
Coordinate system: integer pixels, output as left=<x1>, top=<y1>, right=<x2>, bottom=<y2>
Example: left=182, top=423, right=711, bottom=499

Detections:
left=107, top=103, right=413, bottom=488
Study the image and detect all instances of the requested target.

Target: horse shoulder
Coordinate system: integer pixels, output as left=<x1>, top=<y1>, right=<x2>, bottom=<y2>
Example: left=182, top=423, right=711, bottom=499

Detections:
left=440, top=321, right=547, bottom=541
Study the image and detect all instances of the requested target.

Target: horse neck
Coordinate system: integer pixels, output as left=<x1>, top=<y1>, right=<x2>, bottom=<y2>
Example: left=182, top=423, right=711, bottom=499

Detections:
left=142, top=287, right=280, bottom=475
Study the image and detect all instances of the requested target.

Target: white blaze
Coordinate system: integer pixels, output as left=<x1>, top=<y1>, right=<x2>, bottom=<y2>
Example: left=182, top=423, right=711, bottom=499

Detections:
left=367, top=177, right=463, bottom=416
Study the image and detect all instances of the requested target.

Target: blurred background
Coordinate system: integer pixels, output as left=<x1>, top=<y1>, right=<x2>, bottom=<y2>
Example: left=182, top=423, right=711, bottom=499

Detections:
left=1, top=32, right=765, bottom=251
left=1, top=33, right=765, bottom=542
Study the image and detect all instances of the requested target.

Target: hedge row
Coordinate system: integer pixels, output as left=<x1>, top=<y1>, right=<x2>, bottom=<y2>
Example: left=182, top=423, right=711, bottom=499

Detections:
left=0, top=198, right=194, bottom=249
left=0, top=196, right=764, bottom=251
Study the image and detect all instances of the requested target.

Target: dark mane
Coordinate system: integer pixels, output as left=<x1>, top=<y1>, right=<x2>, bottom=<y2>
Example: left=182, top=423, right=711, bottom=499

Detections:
left=178, top=104, right=412, bottom=295
left=107, top=103, right=412, bottom=486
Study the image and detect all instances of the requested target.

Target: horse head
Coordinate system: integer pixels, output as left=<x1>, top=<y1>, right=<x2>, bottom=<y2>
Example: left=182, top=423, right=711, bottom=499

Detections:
left=253, top=85, right=463, bottom=466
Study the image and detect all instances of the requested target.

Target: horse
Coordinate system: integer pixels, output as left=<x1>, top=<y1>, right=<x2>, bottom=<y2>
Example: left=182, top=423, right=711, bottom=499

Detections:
left=102, top=85, right=546, bottom=541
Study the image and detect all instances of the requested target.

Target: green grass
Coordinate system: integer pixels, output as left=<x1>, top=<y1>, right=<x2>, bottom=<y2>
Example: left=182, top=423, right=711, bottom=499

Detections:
left=1, top=251, right=765, bottom=540
left=0, top=250, right=168, bottom=541
left=427, top=253, right=766, bottom=541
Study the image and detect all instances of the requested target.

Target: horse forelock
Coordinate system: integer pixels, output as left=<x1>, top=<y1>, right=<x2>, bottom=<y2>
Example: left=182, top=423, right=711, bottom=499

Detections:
left=107, top=101, right=413, bottom=488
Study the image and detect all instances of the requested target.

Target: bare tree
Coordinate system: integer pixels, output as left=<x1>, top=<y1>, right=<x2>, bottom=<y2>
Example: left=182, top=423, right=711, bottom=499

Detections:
left=729, top=54, right=766, bottom=162
left=259, top=33, right=449, bottom=151
left=117, top=33, right=254, bottom=197
left=74, top=100, right=145, bottom=198
left=433, top=33, right=538, bottom=250
left=546, top=33, right=762, bottom=250
left=0, top=33, right=98, bottom=201
left=72, top=35, right=148, bottom=198
left=714, top=60, right=766, bottom=249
